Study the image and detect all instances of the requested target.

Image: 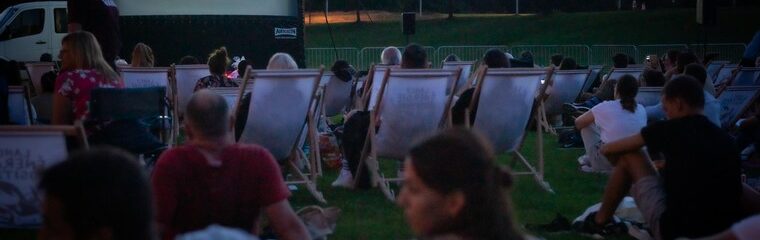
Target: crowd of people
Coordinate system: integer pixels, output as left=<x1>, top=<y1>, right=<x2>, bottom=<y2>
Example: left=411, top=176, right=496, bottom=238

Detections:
left=0, top=6, right=759, bottom=238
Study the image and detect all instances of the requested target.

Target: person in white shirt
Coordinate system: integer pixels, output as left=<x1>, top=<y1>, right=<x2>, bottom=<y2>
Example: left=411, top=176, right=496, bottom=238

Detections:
left=575, top=74, right=647, bottom=173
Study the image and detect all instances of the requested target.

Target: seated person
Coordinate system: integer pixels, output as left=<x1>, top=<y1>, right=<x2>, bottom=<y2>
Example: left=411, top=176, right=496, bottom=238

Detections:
left=130, top=42, right=155, bottom=67
left=575, top=74, right=646, bottom=173
left=381, top=46, right=402, bottom=65
left=551, top=54, right=564, bottom=68
left=152, top=90, right=308, bottom=240
left=32, top=71, right=56, bottom=124
left=579, top=76, right=743, bottom=239
left=646, top=63, right=720, bottom=126
left=194, top=47, right=238, bottom=91
left=399, top=128, right=525, bottom=240
left=559, top=57, right=578, bottom=70
left=38, top=147, right=154, bottom=240
left=452, top=48, right=510, bottom=126
left=640, top=69, right=666, bottom=87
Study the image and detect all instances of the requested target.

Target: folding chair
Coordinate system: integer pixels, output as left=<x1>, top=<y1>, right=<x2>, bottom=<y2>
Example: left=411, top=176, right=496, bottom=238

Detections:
left=295, top=87, right=326, bottom=176
left=120, top=67, right=175, bottom=145
left=714, top=64, right=738, bottom=85
left=7, top=86, right=34, bottom=125
left=355, top=68, right=460, bottom=201
left=89, top=87, right=168, bottom=161
left=578, top=65, right=604, bottom=99
left=466, top=68, right=553, bottom=192
left=0, top=125, right=87, bottom=228
left=442, top=61, right=474, bottom=94
left=604, top=67, right=645, bottom=82
left=236, top=69, right=326, bottom=203
left=730, top=67, right=760, bottom=86
left=717, top=86, right=760, bottom=129
left=635, top=87, right=663, bottom=107
left=173, top=64, right=210, bottom=117
left=706, top=61, right=729, bottom=81
left=207, top=87, right=250, bottom=110
left=362, top=64, right=398, bottom=110
left=539, top=69, right=591, bottom=133
left=24, top=62, right=55, bottom=96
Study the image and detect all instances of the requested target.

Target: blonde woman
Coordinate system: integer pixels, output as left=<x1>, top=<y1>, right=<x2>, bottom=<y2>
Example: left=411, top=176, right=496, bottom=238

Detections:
left=53, top=31, right=123, bottom=125
left=130, top=42, right=155, bottom=67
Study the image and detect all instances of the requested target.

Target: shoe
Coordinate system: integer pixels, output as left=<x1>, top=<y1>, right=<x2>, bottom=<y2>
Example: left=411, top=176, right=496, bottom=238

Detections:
left=331, top=169, right=354, bottom=188
left=573, top=211, right=628, bottom=237
left=577, top=155, right=590, bottom=166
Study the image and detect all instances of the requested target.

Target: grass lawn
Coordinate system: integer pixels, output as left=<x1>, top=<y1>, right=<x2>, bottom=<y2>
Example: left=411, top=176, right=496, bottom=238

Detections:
left=289, top=131, right=623, bottom=240
left=304, top=7, right=760, bottom=48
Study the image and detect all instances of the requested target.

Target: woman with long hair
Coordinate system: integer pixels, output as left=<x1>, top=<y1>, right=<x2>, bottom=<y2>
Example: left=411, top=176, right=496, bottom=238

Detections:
left=130, top=42, right=155, bottom=67
left=52, top=31, right=123, bottom=124
left=193, top=47, right=238, bottom=91
left=398, top=128, right=524, bottom=240
left=575, top=74, right=647, bottom=172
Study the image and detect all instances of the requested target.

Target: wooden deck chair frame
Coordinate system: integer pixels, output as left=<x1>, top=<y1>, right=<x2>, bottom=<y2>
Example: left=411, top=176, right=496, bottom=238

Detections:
left=718, top=86, right=760, bottom=130
left=465, top=67, right=554, bottom=193
left=714, top=64, right=739, bottom=86
left=235, top=68, right=327, bottom=203
left=354, top=68, right=461, bottom=201
left=729, top=67, right=760, bottom=86
left=442, top=61, right=475, bottom=94
left=577, top=65, right=604, bottom=101
left=8, top=85, right=35, bottom=125
left=361, top=64, right=397, bottom=111
left=120, top=67, right=176, bottom=145
left=294, top=86, right=326, bottom=177
left=172, top=64, right=210, bottom=119
left=320, top=72, right=353, bottom=117
left=706, top=61, right=730, bottom=81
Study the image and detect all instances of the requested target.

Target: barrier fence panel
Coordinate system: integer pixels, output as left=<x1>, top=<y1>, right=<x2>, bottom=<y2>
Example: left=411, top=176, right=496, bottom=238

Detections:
left=637, top=44, right=688, bottom=64
left=359, top=46, right=435, bottom=70
left=305, top=48, right=359, bottom=69
left=434, top=45, right=510, bottom=66
left=510, top=45, right=591, bottom=66
left=590, top=45, right=639, bottom=67
left=688, top=43, right=747, bottom=63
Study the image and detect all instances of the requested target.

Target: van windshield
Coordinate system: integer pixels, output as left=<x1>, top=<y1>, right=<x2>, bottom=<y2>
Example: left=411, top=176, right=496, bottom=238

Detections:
left=0, top=7, right=18, bottom=32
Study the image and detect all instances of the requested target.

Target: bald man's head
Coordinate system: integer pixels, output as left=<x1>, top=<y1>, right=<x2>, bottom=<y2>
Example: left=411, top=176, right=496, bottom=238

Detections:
left=186, top=90, right=230, bottom=139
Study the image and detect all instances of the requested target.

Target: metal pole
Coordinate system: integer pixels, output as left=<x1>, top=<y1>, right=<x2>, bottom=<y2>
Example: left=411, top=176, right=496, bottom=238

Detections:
left=419, top=0, right=422, bottom=15
left=516, top=0, right=519, bottom=15
left=326, top=0, right=329, bottom=14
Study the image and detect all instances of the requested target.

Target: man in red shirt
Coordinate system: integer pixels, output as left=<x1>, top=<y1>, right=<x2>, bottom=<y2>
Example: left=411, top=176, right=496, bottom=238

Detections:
left=151, top=90, right=309, bottom=240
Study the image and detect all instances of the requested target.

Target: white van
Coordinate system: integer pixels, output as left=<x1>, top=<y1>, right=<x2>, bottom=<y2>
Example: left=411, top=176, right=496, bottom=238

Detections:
left=0, top=1, right=67, bottom=62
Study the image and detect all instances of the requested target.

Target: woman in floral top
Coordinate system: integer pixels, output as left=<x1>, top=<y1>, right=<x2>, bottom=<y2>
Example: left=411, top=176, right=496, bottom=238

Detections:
left=193, top=46, right=238, bottom=91
left=53, top=31, right=123, bottom=124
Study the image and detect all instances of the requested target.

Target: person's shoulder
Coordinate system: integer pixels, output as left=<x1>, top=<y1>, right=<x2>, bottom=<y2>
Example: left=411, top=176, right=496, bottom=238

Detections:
left=156, top=145, right=195, bottom=167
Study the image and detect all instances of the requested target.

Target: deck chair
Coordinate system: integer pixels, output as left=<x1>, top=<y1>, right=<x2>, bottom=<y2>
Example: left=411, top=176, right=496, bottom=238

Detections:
left=120, top=67, right=175, bottom=144
left=354, top=68, right=459, bottom=201
left=24, top=62, right=55, bottom=96
left=173, top=64, right=210, bottom=117
left=7, top=86, right=34, bottom=125
left=707, top=61, right=729, bottom=80
left=714, top=64, right=738, bottom=85
left=0, top=125, right=87, bottom=228
left=540, top=69, right=591, bottom=133
left=578, top=65, right=604, bottom=99
left=730, top=67, right=760, bottom=86
left=236, top=69, right=326, bottom=203
left=442, top=61, right=474, bottom=94
left=717, top=86, right=760, bottom=129
left=635, top=87, right=663, bottom=107
left=207, top=87, right=251, bottom=110
left=362, top=64, right=398, bottom=110
left=466, top=68, right=553, bottom=192
left=605, top=67, right=645, bottom=81
left=321, top=72, right=353, bottom=117
left=295, top=87, right=326, bottom=176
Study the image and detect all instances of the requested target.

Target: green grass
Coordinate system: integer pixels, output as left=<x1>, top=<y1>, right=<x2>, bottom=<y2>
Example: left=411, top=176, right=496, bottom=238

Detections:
left=304, top=7, right=760, bottom=47
left=289, top=131, right=624, bottom=239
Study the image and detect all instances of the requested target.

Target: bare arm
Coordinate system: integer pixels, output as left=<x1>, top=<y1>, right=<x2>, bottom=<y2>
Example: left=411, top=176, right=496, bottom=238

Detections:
left=264, top=200, right=309, bottom=240
left=574, top=110, right=594, bottom=129
left=51, top=94, right=73, bottom=124
left=600, top=134, right=645, bottom=164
